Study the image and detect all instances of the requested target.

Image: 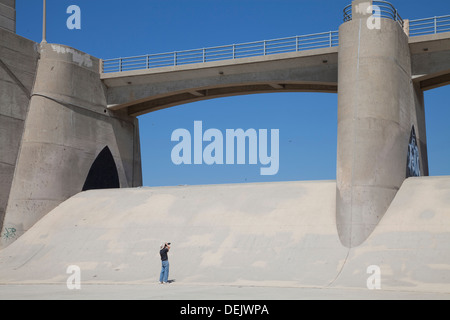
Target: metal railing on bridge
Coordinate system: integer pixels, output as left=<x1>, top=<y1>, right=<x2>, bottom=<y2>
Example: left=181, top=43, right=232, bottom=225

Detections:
left=409, top=15, right=450, bottom=36
left=101, top=13, right=450, bottom=74
left=343, top=0, right=404, bottom=27
left=102, top=31, right=339, bottom=73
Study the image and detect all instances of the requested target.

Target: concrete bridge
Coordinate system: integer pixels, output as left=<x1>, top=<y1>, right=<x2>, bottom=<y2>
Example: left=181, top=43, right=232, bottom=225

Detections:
left=101, top=7, right=450, bottom=248
left=1, top=0, right=450, bottom=251
left=102, top=27, right=450, bottom=117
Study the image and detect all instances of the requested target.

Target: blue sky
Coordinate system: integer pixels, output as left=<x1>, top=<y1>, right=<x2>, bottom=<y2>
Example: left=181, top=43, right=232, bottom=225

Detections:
left=16, top=0, right=450, bottom=186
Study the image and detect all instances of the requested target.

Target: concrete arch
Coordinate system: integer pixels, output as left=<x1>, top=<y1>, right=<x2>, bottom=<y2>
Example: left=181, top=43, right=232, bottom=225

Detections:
left=102, top=47, right=338, bottom=116
left=101, top=21, right=450, bottom=248
left=410, top=32, right=450, bottom=91
left=110, top=81, right=338, bottom=116
left=82, top=146, right=120, bottom=192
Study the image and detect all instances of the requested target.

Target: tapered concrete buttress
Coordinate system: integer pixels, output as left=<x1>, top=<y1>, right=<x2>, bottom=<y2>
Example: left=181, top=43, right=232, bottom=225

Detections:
left=0, top=43, right=142, bottom=248
left=336, top=2, right=428, bottom=247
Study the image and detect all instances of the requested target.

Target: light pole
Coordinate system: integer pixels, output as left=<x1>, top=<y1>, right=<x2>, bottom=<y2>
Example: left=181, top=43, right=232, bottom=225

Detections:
left=42, top=0, right=47, bottom=43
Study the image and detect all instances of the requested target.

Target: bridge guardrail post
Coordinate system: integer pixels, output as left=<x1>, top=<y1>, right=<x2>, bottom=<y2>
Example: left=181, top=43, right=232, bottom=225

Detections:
left=403, top=19, right=410, bottom=36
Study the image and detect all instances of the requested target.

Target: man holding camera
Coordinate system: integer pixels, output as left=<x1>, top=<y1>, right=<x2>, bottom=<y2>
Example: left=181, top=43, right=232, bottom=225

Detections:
left=159, top=242, right=171, bottom=284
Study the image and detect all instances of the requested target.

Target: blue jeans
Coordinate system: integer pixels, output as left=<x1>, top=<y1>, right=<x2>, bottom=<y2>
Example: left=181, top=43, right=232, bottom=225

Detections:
left=159, top=260, right=169, bottom=283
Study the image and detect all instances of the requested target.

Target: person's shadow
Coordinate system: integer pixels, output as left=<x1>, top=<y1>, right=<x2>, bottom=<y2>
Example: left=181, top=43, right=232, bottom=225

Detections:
left=167, top=279, right=176, bottom=284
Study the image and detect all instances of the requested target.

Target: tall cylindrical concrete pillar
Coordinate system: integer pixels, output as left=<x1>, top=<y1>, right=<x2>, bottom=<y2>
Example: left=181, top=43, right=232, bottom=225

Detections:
left=336, top=1, right=427, bottom=247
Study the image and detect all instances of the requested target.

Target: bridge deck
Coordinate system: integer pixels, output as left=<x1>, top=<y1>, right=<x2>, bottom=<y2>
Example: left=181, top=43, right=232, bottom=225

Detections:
left=103, top=47, right=339, bottom=116
left=101, top=29, right=450, bottom=117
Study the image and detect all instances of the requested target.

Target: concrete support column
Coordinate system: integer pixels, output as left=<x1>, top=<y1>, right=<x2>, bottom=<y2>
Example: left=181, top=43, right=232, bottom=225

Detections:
left=0, top=0, right=15, bottom=33
left=0, top=30, right=39, bottom=236
left=336, top=0, right=427, bottom=247
left=1, top=43, right=142, bottom=247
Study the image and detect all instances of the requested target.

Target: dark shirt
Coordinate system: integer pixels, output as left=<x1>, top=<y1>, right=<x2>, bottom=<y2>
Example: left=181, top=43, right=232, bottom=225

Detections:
left=160, top=248, right=169, bottom=261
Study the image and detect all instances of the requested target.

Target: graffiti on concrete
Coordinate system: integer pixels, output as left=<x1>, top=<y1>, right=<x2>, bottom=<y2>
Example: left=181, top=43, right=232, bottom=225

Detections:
left=406, top=125, right=421, bottom=178
left=2, top=227, right=17, bottom=241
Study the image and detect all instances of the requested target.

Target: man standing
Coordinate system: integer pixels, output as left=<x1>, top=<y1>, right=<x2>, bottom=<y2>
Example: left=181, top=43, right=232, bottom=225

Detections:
left=159, top=242, right=170, bottom=284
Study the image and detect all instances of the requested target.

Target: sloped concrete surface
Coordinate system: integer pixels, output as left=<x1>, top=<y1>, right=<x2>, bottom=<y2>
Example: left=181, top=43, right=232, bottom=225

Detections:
left=336, top=176, right=450, bottom=293
left=0, top=177, right=449, bottom=299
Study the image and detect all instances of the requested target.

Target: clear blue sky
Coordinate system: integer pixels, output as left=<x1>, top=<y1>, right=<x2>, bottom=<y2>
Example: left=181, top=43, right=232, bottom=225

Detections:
left=16, top=0, right=450, bottom=187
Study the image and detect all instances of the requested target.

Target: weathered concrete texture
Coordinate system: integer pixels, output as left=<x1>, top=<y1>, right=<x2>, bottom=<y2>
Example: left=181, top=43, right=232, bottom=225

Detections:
left=0, top=43, right=142, bottom=247
left=101, top=32, right=450, bottom=117
left=0, top=181, right=342, bottom=286
left=0, top=177, right=448, bottom=295
left=0, top=29, right=39, bottom=233
left=335, top=176, right=450, bottom=293
left=336, top=14, right=427, bottom=247
left=0, top=0, right=15, bottom=33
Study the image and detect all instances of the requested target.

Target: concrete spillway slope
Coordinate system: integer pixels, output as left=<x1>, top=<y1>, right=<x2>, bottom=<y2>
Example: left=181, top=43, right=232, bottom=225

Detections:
left=0, top=177, right=449, bottom=295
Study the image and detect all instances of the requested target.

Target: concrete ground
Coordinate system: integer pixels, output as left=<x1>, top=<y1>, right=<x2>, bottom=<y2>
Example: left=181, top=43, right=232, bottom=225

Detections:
left=0, top=283, right=448, bottom=300
left=1, top=177, right=450, bottom=300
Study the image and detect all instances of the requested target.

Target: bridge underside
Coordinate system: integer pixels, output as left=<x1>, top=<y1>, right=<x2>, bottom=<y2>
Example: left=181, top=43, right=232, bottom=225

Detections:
left=109, top=82, right=338, bottom=116
left=100, top=29, right=450, bottom=248
left=102, top=48, right=339, bottom=116
left=102, top=32, right=450, bottom=117
left=410, top=32, right=450, bottom=90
